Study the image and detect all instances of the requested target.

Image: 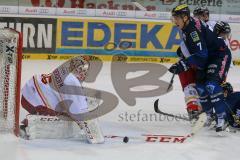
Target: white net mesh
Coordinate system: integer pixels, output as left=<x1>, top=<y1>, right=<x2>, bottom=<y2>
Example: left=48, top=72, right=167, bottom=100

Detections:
left=0, top=28, right=21, bottom=135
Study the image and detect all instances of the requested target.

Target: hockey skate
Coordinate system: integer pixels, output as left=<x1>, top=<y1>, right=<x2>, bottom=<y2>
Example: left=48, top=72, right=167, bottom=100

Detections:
left=215, top=117, right=229, bottom=136
left=19, top=119, right=30, bottom=140
left=187, top=110, right=200, bottom=122
left=204, top=113, right=216, bottom=129
left=186, top=101, right=202, bottom=124
left=232, top=109, right=240, bottom=128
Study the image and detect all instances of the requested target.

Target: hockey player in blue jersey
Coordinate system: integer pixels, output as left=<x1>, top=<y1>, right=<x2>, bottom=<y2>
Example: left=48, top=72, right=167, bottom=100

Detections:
left=206, top=82, right=240, bottom=129
left=193, top=6, right=210, bottom=22
left=193, top=6, right=216, bottom=30
left=174, top=21, right=231, bottom=123
left=213, top=21, right=231, bottom=44
left=218, top=82, right=240, bottom=129
left=169, top=4, right=232, bottom=134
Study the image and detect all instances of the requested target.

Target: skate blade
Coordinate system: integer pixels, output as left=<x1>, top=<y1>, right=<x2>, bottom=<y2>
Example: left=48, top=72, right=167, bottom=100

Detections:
left=216, top=127, right=230, bottom=137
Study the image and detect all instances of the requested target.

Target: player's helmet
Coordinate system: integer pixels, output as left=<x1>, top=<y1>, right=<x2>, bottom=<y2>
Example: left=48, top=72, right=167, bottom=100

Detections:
left=221, top=82, right=233, bottom=95
left=193, top=6, right=209, bottom=16
left=213, top=21, right=231, bottom=36
left=172, top=4, right=190, bottom=18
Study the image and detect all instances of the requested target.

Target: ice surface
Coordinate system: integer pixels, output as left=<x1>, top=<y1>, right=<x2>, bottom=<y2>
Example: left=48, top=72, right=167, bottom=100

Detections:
left=14, top=60, right=240, bottom=160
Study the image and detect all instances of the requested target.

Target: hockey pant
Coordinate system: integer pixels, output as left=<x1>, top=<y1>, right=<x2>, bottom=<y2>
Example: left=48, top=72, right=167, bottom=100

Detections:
left=178, top=69, right=202, bottom=112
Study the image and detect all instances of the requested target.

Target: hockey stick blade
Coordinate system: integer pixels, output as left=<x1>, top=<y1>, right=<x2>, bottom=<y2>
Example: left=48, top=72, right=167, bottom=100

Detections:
left=154, top=99, right=207, bottom=137
left=154, top=99, right=190, bottom=121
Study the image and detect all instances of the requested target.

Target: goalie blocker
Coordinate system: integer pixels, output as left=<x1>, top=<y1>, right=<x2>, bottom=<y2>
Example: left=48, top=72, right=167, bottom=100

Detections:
left=20, top=56, right=104, bottom=144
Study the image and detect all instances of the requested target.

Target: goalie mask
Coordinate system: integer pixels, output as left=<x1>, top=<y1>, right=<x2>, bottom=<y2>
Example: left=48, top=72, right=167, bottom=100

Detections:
left=70, top=56, right=90, bottom=81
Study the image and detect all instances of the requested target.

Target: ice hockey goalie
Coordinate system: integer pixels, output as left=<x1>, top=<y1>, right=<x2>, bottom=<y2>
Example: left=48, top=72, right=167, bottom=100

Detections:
left=20, top=56, right=104, bottom=144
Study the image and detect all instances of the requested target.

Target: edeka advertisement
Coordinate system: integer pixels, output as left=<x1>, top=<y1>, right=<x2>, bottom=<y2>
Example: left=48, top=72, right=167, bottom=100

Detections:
left=0, top=17, right=56, bottom=54
left=56, top=18, right=181, bottom=57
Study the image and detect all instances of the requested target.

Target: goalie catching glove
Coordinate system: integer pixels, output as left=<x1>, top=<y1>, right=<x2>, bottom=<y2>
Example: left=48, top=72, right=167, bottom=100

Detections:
left=169, top=59, right=189, bottom=74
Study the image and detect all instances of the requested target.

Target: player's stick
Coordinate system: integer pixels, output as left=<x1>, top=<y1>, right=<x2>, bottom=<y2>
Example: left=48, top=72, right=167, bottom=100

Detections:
left=167, top=73, right=175, bottom=92
left=154, top=99, right=190, bottom=121
left=131, top=0, right=147, bottom=11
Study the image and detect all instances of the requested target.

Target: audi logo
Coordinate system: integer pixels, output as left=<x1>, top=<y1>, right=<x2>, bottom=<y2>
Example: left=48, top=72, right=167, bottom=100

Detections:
left=76, top=10, right=87, bottom=15
left=39, top=8, right=49, bottom=14
left=0, top=7, right=10, bottom=13
left=116, top=11, right=127, bottom=16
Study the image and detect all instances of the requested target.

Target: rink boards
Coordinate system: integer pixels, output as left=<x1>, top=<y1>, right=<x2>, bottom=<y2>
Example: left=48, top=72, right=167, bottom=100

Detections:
left=0, top=14, right=240, bottom=64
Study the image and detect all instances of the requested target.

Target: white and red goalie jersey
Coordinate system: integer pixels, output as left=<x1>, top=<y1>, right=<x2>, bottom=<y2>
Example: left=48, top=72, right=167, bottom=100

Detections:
left=21, top=55, right=90, bottom=116
left=21, top=73, right=88, bottom=116
left=20, top=56, right=104, bottom=144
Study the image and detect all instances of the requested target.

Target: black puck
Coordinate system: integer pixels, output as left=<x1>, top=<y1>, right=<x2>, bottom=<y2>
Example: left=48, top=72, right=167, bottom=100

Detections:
left=123, top=136, right=129, bottom=143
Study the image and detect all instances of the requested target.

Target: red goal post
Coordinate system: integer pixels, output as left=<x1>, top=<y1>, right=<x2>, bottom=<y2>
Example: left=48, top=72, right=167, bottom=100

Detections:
left=0, top=28, right=22, bottom=136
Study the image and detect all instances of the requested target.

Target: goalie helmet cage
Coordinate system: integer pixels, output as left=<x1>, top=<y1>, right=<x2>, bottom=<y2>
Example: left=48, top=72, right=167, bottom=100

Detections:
left=0, top=28, right=22, bottom=136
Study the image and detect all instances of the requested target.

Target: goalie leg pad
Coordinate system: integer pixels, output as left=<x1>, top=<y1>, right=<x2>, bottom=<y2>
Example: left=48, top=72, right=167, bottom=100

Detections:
left=20, top=115, right=86, bottom=140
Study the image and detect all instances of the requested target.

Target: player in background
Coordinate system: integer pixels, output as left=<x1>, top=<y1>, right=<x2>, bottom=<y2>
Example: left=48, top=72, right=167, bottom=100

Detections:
left=169, top=4, right=232, bottom=134
left=193, top=6, right=216, bottom=31
left=221, top=82, right=240, bottom=129
left=202, top=21, right=232, bottom=127
left=193, top=7, right=232, bottom=49
left=20, top=56, right=104, bottom=144
left=213, top=21, right=231, bottom=45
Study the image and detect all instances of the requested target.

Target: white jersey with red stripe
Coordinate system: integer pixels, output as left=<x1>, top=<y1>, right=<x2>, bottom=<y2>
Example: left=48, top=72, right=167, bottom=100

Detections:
left=21, top=73, right=88, bottom=114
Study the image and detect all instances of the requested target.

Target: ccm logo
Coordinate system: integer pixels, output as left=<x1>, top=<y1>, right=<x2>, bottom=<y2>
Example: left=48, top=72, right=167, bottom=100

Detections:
left=144, top=135, right=188, bottom=143
left=40, top=117, right=61, bottom=122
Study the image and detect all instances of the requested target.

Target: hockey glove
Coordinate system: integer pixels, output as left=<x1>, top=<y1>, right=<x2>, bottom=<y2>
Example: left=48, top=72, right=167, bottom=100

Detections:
left=232, top=114, right=240, bottom=126
left=168, top=59, right=189, bottom=74
left=176, top=47, right=184, bottom=59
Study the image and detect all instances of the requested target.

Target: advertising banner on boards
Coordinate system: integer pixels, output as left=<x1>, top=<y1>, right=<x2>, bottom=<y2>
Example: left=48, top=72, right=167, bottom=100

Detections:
left=0, top=17, right=56, bottom=53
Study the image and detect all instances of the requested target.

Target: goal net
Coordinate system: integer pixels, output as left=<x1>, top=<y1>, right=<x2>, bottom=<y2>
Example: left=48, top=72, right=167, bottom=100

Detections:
left=0, top=28, right=22, bottom=136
